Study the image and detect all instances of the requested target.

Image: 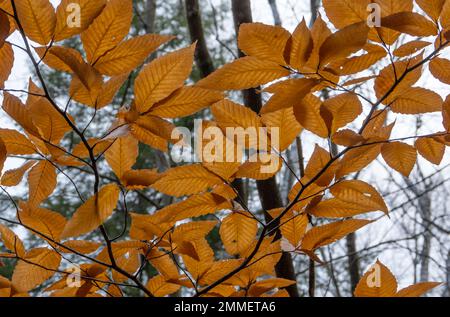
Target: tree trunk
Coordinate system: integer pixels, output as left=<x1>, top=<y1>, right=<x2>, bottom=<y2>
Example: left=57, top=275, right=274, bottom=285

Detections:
left=231, top=0, right=299, bottom=297
left=268, top=0, right=282, bottom=26
left=185, top=0, right=215, bottom=77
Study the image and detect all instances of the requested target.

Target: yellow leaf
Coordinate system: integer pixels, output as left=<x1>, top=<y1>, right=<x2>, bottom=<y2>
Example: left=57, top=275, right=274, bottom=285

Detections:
left=134, top=44, right=195, bottom=113
left=415, top=137, right=446, bottom=165
left=49, top=46, right=102, bottom=93
left=381, top=12, right=438, bottom=37
left=417, top=0, right=446, bottom=21
left=293, top=94, right=329, bottom=138
left=354, top=260, right=398, bottom=297
left=61, top=183, right=120, bottom=238
left=390, top=87, right=443, bottom=114
left=211, top=98, right=262, bottom=130
left=301, top=219, right=372, bottom=251
left=12, top=248, right=61, bottom=293
left=121, top=169, right=161, bottom=190
left=0, top=224, right=25, bottom=257
left=2, top=92, right=39, bottom=137
left=28, top=160, right=57, bottom=207
left=130, top=115, right=175, bottom=152
left=395, top=282, right=441, bottom=297
left=146, top=275, right=181, bottom=297
left=261, top=107, right=302, bottom=152
left=248, top=278, right=296, bottom=297
left=429, top=58, right=450, bottom=85
left=443, top=95, right=450, bottom=130
left=374, top=57, right=423, bottom=105
left=0, top=138, right=5, bottom=175
left=0, top=129, right=36, bottom=155
left=393, top=40, right=431, bottom=57
left=321, top=93, right=362, bottom=133
left=1, top=160, right=36, bottom=187
left=54, top=0, right=106, bottom=41
left=336, top=143, right=382, bottom=178
left=323, top=0, right=371, bottom=29
left=15, top=0, right=56, bottom=45
left=381, top=142, right=417, bottom=177
left=35, top=46, right=84, bottom=73
left=303, top=15, right=332, bottom=71
left=304, top=145, right=336, bottom=186
left=105, top=136, right=138, bottom=179
left=60, top=240, right=101, bottom=254
left=286, top=19, right=313, bottom=71
left=94, top=34, right=174, bottom=76
left=151, top=164, right=223, bottom=197
left=442, top=1, right=450, bottom=29
left=172, top=220, right=217, bottom=243
left=197, top=56, right=290, bottom=91
left=238, top=22, right=290, bottom=65
left=332, top=129, right=365, bottom=147
left=149, top=86, right=223, bottom=118
left=319, top=22, right=369, bottom=67
left=19, top=202, right=67, bottom=243
left=261, top=78, right=319, bottom=114
left=0, top=43, right=14, bottom=88
left=279, top=211, right=308, bottom=248
left=81, top=0, right=132, bottom=63
left=234, top=157, right=281, bottom=180
left=332, top=44, right=387, bottom=75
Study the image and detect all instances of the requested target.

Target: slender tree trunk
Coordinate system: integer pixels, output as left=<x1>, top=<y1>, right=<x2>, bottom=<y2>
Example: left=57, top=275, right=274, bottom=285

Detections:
left=310, top=0, right=320, bottom=27
left=268, top=0, right=282, bottom=26
left=185, top=0, right=215, bottom=77
left=231, top=0, right=299, bottom=297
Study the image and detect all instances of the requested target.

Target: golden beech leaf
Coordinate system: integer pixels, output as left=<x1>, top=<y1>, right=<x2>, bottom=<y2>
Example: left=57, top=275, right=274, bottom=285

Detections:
left=71, top=138, right=113, bottom=158
left=61, top=184, right=120, bottom=238
left=248, top=278, right=296, bottom=297
left=130, top=115, right=175, bottom=152
left=0, top=43, right=14, bottom=88
left=15, top=0, right=56, bottom=45
left=27, top=160, right=57, bottom=207
left=381, top=12, right=438, bottom=37
left=429, top=58, right=450, bottom=85
left=238, top=22, right=291, bottom=65
left=319, top=22, right=370, bottom=67
left=303, top=15, right=333, bottom=71
left=416, top=0, right=446, bottom=21
left=12, top=248, right=61, bottom=293
left=94, top=34, right=174, bottom=76
left=19, top=202, right=67, bottom=243
left=154, top=192, right=232, bottom=223
left=286, top=19, right=313, bottom=71
left=60, top=240, right=102, bottom=255
left=381, top=142, right=417, bottom=177
left=54, top=0, right=106, bottom=41
left=146, top=275, right=181, bottom=297
left=442, top=1, right=450, bottom=29
left=279, top=211, right=308, bottom=248
left=390, top=87, right=443, bottom=114
left=261, top=107, right=302, bottom=152
left=443, top=95, right=450, bottom=131
left=121, top=169, right=161, bottom=190
left=200, top=259, right=243, bottom=286
left=332, top=129, right=365, bottom=147
left=354, top=260, right=398, bottom=297
left=332, top=44, right=387, bottom=76
left=134, top=44, right=196, bottom=113
left=0, top=129, right=36, bottom=155
left=0, top=10, right=9, bottom=48
left=2, top=92, right=39, bottom=137
left=35, top=46, right=84, bottom=74
left=393, top=40, right=431, bottom=58
left=301, top=219, right=372, bottom=251
left=196, top=56, right=290, bottom=91
left=220, top=211, right=258, bottom=256
left=105, top=136, right=138, bottom=179
left=1, top=160, right=36, bottom=187
left=0, top=138, right=5, bottom=174
left=234, top=157, right=282, bottom=180
left=293, top=94, right=329, bottom=138
left=81, top=0, right=132, bottom=64
left=395, top=282, right=442, bottom=297
left=49, top=46, right=102, bottom=93
left=261, top=78, right=319, bottom=114
left=304, top=145, right=336, bottom=187
left=331, top=180, right=388, bottom=213
left=415, top=137, right=446, bottom=165
left=151, top=164, right=223, bottom=197
left=322, top=0, right=370, bottom=29
left=0, top=224, right=25, bottom=257
left=336, top=143, right=382, bottom=179
left=321, top=93, right=362, bottom=134
left=149, top=86, right=223, bottom=119
left=374, top=57, right=423, bottom=105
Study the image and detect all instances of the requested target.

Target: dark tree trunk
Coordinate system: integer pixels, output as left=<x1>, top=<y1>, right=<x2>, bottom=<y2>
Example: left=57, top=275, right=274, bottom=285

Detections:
left=185, top=0, right=215, bottom=77
left=268, top=0, right=282, bottom=26
left=231, top=0, right=300, bottom=298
